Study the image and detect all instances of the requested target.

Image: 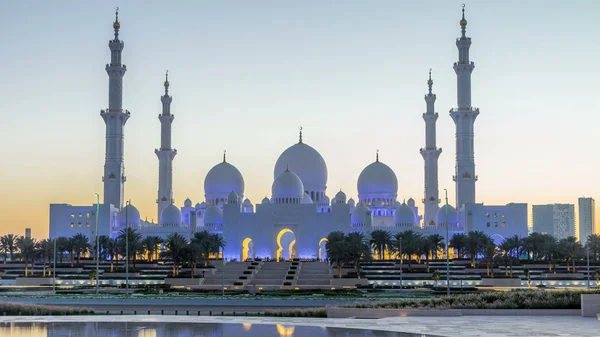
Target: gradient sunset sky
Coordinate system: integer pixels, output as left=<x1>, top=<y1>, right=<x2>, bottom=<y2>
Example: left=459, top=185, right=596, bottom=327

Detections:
left=1, top=0, right=599, bottom=238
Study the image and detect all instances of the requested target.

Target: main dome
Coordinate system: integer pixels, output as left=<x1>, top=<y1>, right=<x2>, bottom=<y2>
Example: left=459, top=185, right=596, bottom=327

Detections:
left=204, top=158, right=245, bottom=203
left=357, top=159, right=398, bottom=197
left=274, top=137, right=327, bottom=193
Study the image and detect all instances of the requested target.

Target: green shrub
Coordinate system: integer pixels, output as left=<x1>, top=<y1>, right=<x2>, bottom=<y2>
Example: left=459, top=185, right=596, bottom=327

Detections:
left=0, top=302, right=92, bottom=316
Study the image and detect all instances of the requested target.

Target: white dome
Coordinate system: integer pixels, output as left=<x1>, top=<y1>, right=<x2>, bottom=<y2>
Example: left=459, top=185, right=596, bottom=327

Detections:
left=437, top=204, right=458, bottom=226
left=348, top=198, right=356, bottom=208
left=334, top=190, right=347, bottom=204
left=118, top=204, right=141, bottom=227
left=357, top=160, right=398, bottom=197
left=321, top=195, right=330, bottom=206
left=394, top=202, right=416, bottom=226
left=204, top=204, right=223, bottom=225
left=302, top=192, right=314, bottom=204
left=272, top=168, right=305, bottom=200
left=195, top=202, right=202, bottom=210
left=184, top=198, right=192, bottom=208
left=351, top=203, right=371, bottom=226
left=261, top=196, right=271, bottom=204
left=407, top=198, right=415, bottom=208
left=274, top=139, right=327, bottom=193
left=243, top=198, right=253, bottom=207
left=204, top=159, right=245, bottom=201
left=160, top=204, right=182, bottom=225
left=394, top=201, right=401, bottom=208
left=228, top=191, right=239, bottom=204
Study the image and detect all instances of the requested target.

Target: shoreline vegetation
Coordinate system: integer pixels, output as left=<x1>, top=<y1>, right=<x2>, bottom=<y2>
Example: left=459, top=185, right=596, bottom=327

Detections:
left=0, top=302, right=92, bottom=315
left=263, top=289, right=599, bottom=317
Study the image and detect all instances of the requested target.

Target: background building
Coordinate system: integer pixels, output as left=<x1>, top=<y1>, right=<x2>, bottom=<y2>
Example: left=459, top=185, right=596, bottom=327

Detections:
left=532, top=204, right=575, bottom=239
left=579, top=197, right=596, bottom=245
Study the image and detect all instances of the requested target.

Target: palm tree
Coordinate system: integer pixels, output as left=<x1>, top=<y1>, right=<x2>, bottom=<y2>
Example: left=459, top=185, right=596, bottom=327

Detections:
left=499, top=235, right=520, bottom=277
left=586, top=234, right=600, bottom=261
left=326, top=231, right=347, bottom=278
left=65, top=237, right=76, bottom=266
left=392, top=230, right=422, bottom=270
left=346, top=232, right=371, bottom=277
left=558, top=236, right=583, bottom=272
left=102, top=237, right=118, bottom=272
left=117, top=228, right=143, bottom=268
left=70, top=233, right=90, bottom=264
left=210, top=233, right=226, bottom=261
left=55, top=237, right=70, bottom=264
left=16, top=236, right=39, bottom=277
left=449, top=233, right=466, bottom=259
left=522, top=232, right=546, bottom=262
left=0, top=234, right=18, bottom=263
left=191, top=231, right=213, bottom=266
left=161, top=233, right=187, bottom=276
left=465, top=231, right=492, bottom=267
left=38, top=239, right=54, bottom=277
left=370, top=230, right=392, bottom=260
left=540, top=234, right=558, bottom=271
left=142, top=236, right=163, bottom=262
left=482, top=241, right=497, bottom=276
left=432, top=270, right=441, bottom=287
left=426, top=234, right=445, bottom=261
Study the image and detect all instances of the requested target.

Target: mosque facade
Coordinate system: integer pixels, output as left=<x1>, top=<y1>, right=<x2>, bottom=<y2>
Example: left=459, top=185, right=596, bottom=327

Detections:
left=49, top=8, right=528, bottom=261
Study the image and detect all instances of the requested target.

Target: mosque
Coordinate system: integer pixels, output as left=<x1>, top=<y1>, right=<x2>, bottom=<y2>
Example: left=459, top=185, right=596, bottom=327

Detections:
left=49, top=7, right=528, bottom=261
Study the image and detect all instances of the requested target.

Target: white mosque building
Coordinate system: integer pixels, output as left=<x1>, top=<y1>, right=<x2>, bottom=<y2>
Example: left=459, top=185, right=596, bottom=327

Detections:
left=49, top=7, right=528, bottom=262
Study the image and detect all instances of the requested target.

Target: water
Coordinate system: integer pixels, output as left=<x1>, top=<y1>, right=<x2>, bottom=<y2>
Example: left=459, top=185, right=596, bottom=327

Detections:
left=0, top=322, right=438, bottom=337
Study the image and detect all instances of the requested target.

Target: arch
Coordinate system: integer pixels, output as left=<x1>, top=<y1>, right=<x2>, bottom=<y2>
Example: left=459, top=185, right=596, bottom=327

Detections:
left=276, top=228, right=296, bottom=262
left=241, top=237, right=253, bottom=261
left=318, top=237, right=328, bottom=261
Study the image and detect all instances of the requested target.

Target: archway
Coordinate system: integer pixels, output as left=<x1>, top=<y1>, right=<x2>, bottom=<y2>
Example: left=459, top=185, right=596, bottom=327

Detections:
left=318, top=238, right=328, bottom=261
left=241, top=237, right=254, bottom=261
left=276, top=228, right=297, bottom=262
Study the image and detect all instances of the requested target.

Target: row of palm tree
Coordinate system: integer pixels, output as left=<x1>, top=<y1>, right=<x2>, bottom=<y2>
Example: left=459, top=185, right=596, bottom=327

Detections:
left=0, top=229, right=226, bottom=277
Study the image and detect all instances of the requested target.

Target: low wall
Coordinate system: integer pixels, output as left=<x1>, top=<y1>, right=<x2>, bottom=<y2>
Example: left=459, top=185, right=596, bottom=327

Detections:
left=327, top=307, right=580, bottom=318
left=480, top=278, right=522, bottom=287
left=15, top=277, right=54, bottom=286
left=331, top=279, right=368, bottom=287
left=165, top=278, right=203, bottom=287
left=581, top=294, right=600, bottom=317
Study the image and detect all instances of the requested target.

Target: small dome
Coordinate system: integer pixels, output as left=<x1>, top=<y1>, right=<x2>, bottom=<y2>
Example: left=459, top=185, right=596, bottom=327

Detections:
left=228, top=191, right=239, bottom=204
left=357, top=160, right=398, bottom=198
left=394, top=203, right=416, bottom=226
left=243, top=198, right=253, bottom=207
left=407, top=198, right=415, bottom=208
left=195, top=202, right=202, bottom=210
left=437, top=204, right=458, bottom=226
left=160, top=204, right=182, bottom=225
left=348, top=198, right=356, bottom=208
left=334, top=190, right=347, bottom=204
left=302, top=192, right=314, bottom=204
left=321, top=195, right=330, bottom=206
left=274, top=140, right=328, bottom=193
left=204, top=204, right=223, bottom=225
left=184, top=198, right=192, bottom=208
left=204, top=159, right=245, bottom=200
left=272, top=168, right=304, bottom=199
left=261, top=196, right=271, bottom=204
left=351, top=203, right=371, bottom=226
left=118, top=204, right=141, bottom=227
left=394, top=201, right=401, bottom=208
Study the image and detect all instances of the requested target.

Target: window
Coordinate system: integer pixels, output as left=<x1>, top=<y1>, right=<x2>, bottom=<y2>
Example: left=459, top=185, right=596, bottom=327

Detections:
left=502, top=222, right=506, bottom=228
left=78, top=213, right=82, bottom=218
left=494, top=222, right=498, bottom=227
left=502, top=213, right=505, bottom=218
left=494, top=213, right=498, bottom=218
left=86, top=213, right=90, bottom=218
left=78, top=222, right=82, bottom=227
left=85, top=222, right=90, bottom=228
left=486, top=222, right=490, bottom=227
left=70, top=222, right=74, bottom=228
left=485, top=213, right=490, bottom=218
left=70, top=214, right=75, bottom=218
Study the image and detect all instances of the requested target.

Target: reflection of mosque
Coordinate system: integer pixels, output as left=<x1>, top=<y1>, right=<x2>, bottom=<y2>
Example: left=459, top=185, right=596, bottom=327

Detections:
left=0, top=322, right=425, bottom=337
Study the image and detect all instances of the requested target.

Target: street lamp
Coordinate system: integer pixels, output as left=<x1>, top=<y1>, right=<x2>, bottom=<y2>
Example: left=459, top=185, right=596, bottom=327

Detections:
left=94, top=193, right=100, bottom=294
left=444, top=188, right=450, bottom=296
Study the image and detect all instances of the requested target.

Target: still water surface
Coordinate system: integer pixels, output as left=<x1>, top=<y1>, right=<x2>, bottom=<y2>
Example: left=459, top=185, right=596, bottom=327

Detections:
left=0, top=322, right=437, bottom=337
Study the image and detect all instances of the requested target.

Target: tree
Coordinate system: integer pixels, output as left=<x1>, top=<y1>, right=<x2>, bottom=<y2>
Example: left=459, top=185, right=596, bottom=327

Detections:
left=464, top=231, right=492, bottom=267
left=117, top=228, right=143, bottom=268
left=16, top=236, right=39, bottom=277
left=38, top=239, right=54, bottom=277
left=449, top=233, right=466, bottom=259
left=326, top=231, right=347, bottom=278
left=432, top=270, right=441, bottom=287
left=142, top=236, right=163, bottom=262
left=161, top=233, right=187, bottom=276
left=522, top=232, right=546, bottom=262
left=346, top=232, right=371, bottom=277
left=55, top=237, right=70, bottom=264
left=499, top=235, right=521, bottom=277
left=426, top=234, right=445, bottom=261
left=557, top=236, right=583, bottom=272
left=391, top=230, right=422, bottom=270
left=70, top=233, right=90, bottom=264
left=482, top=241, right=497, bottom=276
left=0, top=234, right=18, bottom=263
left=594, top=269, right=600, bottom=287
left=540, top=234, right=558, bottom=271
left=370, top=230, right=392, bottom=260
left=586, top=234, right=600, bottom=261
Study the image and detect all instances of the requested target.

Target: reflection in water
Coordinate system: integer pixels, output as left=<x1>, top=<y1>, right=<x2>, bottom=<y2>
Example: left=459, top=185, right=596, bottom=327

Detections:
left=0, top=322, right=433, bottom=337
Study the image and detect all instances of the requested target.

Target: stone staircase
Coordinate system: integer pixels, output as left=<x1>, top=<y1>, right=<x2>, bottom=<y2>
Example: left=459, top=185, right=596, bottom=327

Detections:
left=295, top=262, right=332, bottom=287
left=201, top=262, right=254, bottom=288
left=250, top=262, right=291, bottom=289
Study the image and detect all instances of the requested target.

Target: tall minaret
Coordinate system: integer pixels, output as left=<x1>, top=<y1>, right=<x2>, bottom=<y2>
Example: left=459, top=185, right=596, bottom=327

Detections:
left=155, top=71, right=177, bottom=221
left=451, top=5, right=479, bottom=209
left=420, top=69, right=442, bottom=226
left=101, top=8, right=129, bottom=209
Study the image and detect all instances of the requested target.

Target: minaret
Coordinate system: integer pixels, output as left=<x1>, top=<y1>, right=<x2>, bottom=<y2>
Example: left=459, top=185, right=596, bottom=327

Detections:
left=451, top=5, right=479, bottom=209
left=155, top=71, right=177, bottom=221
left=100, top=8, right=129, bottom=209
left=420, top=69, right=442, bottom=226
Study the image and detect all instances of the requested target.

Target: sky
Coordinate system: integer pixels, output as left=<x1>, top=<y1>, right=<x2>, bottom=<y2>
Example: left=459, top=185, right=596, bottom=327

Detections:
left=1, top=0, right=599, bottom=238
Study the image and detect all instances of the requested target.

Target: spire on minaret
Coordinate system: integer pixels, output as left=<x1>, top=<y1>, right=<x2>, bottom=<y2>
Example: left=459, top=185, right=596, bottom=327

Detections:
left=460, top=4, right=467, bottom=38
left=427, top=68, right=433, bottom=94
left=299, top=127, right=303, bottom=144
left=113, top=7, right=120, bottom=39
left=164, top=70, right=169, bottom=95
left=223, top=149, right=227, bottom=163
left=376, top=149, right=379, bottom=162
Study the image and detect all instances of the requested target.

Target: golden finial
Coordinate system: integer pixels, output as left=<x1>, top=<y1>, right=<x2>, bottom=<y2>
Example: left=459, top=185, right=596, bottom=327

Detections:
left=460, top=4, right=467, bottom=29
left=164, top=70, right=169, bottom=88
left=223, top=149, right=226, bottom=163
left=113, top=7, right=120, bottom=30
left=376, top=149, right=379, bottom=162
left=299, top=126, right=303, bottom=144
